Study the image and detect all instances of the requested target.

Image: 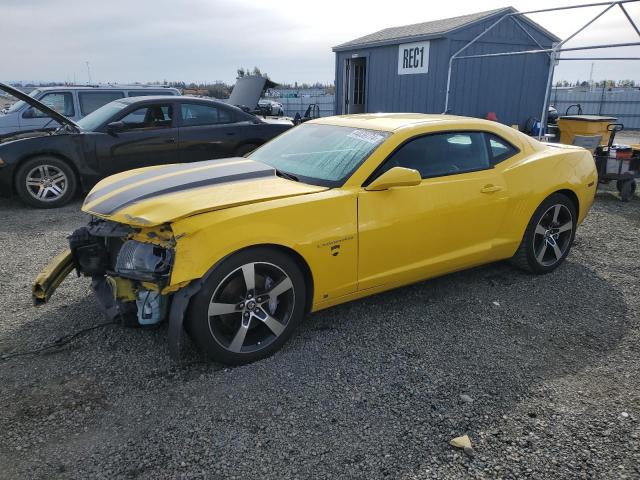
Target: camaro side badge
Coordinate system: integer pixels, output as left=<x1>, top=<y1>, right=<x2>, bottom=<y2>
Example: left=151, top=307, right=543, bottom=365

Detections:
left=317, top=236, right=354, bottom=256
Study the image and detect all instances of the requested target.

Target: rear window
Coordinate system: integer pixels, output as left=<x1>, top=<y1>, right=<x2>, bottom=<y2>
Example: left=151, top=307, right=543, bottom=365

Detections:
left=79, top=91, right=125, bottom=116
left=486, top=133, right=519, bottom=164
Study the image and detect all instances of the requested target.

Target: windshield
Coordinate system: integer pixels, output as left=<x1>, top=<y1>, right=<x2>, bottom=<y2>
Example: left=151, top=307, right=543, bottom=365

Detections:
left=6, top=89, right=41, bottom=113
left=77, top=101, right=128, bottom=131
left=248, top=124, right=390, bottom=186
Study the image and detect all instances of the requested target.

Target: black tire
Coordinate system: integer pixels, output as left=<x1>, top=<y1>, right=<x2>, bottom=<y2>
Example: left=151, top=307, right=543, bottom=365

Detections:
left=510, top=193, right=577, bottom=274
left=234, top=143, right=259, bottom=157
left=185, top=247, right=306, bottom=365
left=15, top=156, right=77, bottom=208
left=618, top=179, right=636, bottom=202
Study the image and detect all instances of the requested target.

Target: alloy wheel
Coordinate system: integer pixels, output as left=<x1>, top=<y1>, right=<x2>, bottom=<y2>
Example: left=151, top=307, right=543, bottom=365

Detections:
left=25, top=164, right=68, bottom=202
left=532, top=204, right=573, bottom=267
left=207, top=262, right=295, bottom=354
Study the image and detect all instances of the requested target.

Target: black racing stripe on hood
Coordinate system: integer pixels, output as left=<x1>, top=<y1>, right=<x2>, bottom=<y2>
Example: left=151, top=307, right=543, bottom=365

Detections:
left=89, top=161, right=275, bottom=215
left=84, top=158, right=243, bottom=204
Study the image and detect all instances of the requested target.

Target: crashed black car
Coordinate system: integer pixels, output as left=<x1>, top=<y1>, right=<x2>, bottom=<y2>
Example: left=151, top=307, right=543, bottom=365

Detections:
left=0, top=83, right=293, bottom=208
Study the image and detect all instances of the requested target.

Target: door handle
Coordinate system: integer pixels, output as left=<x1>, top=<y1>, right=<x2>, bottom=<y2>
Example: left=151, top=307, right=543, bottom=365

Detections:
left=480, top=184, right=503, bottom=193
left=164, top=138, right=176, bottom=144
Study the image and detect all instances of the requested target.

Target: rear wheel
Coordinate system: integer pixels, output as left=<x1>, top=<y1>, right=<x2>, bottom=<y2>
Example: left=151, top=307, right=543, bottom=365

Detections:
left=15, top=156, right=77, bottom=208
left=617, top=179, right=636, bottom=202
left=511, top=193, right=577, bottom=274
left=186, top=247, right=306, bottom=365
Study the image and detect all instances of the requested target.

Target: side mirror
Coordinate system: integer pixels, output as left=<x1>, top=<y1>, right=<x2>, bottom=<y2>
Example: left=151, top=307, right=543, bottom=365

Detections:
left=365, top=167, right=422, bottom=191
left=106, top=121, right=125, bottom=134
left=22, top=107, right=36, bottom=119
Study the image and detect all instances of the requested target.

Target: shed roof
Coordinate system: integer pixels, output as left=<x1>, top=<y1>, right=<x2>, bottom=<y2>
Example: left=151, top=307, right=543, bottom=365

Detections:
left=332, top=7, right=559, bottom=51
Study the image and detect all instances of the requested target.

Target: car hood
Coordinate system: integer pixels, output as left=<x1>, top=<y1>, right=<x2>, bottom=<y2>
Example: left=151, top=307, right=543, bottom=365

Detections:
left=82, top=158, right=328, bottom=227
left=228, top=75, right=277, bottom=110
left=0, top=129, right=53, bottom=144
left=0, top=82, right=80, bottom=132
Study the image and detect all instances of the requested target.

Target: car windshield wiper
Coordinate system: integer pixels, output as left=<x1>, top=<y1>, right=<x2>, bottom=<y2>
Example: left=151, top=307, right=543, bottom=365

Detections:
left=275, top=169, right=299, bottom=182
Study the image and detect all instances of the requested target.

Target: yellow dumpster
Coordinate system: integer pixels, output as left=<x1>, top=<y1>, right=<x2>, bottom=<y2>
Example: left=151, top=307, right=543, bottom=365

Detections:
left=557, top=115, right=617, bottom=146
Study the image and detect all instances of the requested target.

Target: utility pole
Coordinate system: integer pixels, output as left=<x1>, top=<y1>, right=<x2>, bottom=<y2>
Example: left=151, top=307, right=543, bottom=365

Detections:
left=589, top=62, right=594, bottom=91
left=85, top=61, right=92, bottom=84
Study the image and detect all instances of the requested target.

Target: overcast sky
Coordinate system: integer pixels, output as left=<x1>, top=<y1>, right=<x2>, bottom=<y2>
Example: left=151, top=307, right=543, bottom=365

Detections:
left=2, top=0, right=639, bottom=85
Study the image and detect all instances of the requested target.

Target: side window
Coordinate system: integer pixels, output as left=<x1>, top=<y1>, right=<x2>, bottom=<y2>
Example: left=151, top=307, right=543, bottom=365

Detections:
left=78, top=91, right=125, bottom=116
left=119, top=105, right=173, bottom=130
left=26, top=92, right=75, bottom=118
left=218, top=108, right=233, bottom=124
left=380, top=131, right=490, bottom=179
left=181, top=103, right=233, bottom=126
left=486, top=133, right=518, bottom=165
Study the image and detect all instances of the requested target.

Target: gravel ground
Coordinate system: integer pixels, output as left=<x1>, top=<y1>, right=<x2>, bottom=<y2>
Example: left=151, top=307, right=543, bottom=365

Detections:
left=0, top=188, right=639, bottom=480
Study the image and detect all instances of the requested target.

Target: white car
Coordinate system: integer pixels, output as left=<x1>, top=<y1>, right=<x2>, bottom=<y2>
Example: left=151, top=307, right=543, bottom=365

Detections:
left=258, top=99, right=284, bottom=116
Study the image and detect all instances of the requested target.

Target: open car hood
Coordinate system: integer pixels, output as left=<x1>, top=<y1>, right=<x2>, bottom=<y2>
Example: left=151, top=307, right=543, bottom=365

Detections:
left=228, top=75, right=278, bottom=111
left=0, top=82, right=80, bottom=131
left=82, top=158, right=328, bottom=227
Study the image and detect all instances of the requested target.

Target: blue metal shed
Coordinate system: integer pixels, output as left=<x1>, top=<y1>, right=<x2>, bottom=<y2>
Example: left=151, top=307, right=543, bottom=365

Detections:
left=332, top=7, right=560, bottom=128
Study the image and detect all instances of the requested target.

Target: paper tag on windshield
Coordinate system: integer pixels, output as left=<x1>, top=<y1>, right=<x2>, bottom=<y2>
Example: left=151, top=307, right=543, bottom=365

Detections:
left=348, top=129, right=385, bottom=144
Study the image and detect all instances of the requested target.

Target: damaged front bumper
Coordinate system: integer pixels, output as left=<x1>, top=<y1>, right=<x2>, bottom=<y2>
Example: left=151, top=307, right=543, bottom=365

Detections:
left=32, top=248, right=75, bottom=304
left=32, top=218, right=200, bottom=359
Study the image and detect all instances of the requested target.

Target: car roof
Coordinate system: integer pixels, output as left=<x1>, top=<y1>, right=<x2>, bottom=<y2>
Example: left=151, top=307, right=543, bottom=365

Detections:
left=310, top=113, right=533, bottom=132
left=33, top=85, right=179, bottom=92
left=308, top=113, right=543, bottom=151
left=308, top=113, right=473, bottom=131
left=113, top=95, right=225, bottom=104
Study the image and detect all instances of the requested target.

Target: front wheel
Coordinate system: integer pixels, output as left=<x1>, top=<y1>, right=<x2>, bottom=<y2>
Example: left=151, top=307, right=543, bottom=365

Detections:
left=511, top=193, right=577, bottom=274
left=185, top=247, right=306, bottom=365
left=15, top=156, right=77, bottom=208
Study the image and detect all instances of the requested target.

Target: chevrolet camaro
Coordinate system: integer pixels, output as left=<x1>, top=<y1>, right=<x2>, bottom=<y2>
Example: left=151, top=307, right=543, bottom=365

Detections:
left=33, top=113, right=597, bottom=364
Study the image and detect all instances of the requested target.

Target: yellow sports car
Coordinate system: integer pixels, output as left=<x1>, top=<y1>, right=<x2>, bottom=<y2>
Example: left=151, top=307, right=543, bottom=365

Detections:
left=34, top=114, right=597, bottom=364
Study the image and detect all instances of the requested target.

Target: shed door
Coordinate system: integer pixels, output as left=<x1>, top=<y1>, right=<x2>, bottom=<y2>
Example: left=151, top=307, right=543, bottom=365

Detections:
left=343, top=57, right=366, bottom=114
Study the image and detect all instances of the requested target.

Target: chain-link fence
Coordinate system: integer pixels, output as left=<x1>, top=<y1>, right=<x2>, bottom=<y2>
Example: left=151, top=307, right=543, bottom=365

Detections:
left=275, top=95, right=335, bottom=118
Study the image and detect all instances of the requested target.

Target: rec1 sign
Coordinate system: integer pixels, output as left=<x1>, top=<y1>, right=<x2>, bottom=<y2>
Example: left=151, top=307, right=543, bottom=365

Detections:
left=397, top=41, right=429, bottom=75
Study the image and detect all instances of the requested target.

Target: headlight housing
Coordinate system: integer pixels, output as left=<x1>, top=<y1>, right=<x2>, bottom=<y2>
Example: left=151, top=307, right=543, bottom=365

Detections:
left=115, top=240, right=173, bottom=282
